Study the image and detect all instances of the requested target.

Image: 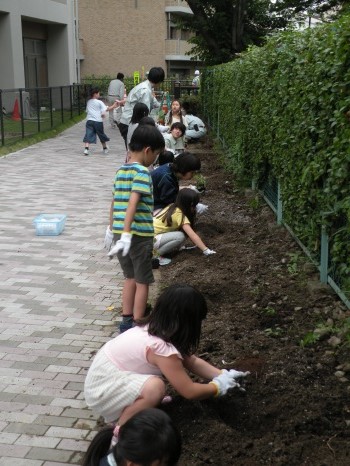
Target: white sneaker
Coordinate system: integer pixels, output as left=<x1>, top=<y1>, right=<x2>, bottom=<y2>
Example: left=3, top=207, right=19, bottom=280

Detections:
left=159, top=256, right=171, bottom=266
left=103, top=147, right=109, bottom=155
left=83, top=148, right=89, bottom=156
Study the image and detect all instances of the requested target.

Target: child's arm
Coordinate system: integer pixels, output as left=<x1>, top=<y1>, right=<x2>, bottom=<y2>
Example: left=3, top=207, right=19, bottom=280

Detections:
left=150, top=353, right=217, bottom=400
left=182, top=354, right=221, bottom=380
left=181, top=223, right=210, bottom=253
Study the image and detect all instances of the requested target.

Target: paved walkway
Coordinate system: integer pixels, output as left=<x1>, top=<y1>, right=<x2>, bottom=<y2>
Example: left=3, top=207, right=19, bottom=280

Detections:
left=0, top=122, right=127, bottom=465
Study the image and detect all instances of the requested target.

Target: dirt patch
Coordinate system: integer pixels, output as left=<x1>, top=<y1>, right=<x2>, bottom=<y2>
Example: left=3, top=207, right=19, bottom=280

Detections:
left=158, top=141, right=350, bottom=465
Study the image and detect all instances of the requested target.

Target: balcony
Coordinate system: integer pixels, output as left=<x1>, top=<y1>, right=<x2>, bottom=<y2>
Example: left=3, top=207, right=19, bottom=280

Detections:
left=165, top=39, right=193, bottom=61
left=165, top=0, right=192, bottom=15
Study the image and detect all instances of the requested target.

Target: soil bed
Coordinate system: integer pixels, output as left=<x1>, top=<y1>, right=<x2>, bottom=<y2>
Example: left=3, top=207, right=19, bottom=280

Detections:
left=158, top=140, right=350, bottom=465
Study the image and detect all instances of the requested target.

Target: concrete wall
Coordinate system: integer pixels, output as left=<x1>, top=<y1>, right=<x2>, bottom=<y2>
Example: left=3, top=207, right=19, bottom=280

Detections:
left=79, top=0, right=167, bottom=79
left=0, top=0, right=77, bottom=89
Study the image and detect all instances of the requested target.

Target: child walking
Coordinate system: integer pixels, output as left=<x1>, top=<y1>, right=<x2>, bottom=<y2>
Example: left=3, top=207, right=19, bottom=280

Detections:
left=82, top=408, right=181, bottom=466
left=84, top=283, right=249, bottom=426
left=83, top=87, right=118, bottom=156
left=154, top=188, right=216, bottom=257
left=105, top=125, right=165, bottom=333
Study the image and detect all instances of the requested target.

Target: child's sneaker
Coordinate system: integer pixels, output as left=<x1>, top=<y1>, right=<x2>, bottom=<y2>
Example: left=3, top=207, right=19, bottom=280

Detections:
left=83, top=148, right=89, bottom=156
left=119, top=315, right=133, bottom=333
left=159, top=256, right=171, bottom=266
left=103, top=146, right=109, bottom=155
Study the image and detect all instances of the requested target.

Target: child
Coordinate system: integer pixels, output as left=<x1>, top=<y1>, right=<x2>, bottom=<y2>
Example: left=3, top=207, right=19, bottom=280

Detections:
left=82, top=408, right=181, bottom=466
left=182, top=101, right=206, bottom=142
left=106, top=125, right=165, bottom=333
left=165, top=99, right=188, bottom=127
left=158, top=150, right=175, bottom=166
left=83, top=87, right=118, bottom=156
left=151, top=151, right=201, bottom=213
left=163, top=122, right=187, bottom=154
left=154, top=188, right=216, bottom=256
left=84, top=284, right=249, bottom=426
left=126, top=103, right=149, bottom=147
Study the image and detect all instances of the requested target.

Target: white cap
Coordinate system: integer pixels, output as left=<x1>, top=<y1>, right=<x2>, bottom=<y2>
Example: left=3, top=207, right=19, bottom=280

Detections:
left=195, top=70, right=200, bottom=75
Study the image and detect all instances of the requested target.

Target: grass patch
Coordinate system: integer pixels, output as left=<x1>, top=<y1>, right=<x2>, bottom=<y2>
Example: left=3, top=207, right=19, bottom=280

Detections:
left=0, top=113, right=86, bottom=157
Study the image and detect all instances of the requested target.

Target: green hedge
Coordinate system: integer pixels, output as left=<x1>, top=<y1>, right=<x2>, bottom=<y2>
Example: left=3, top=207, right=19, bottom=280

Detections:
left=202, top=14, right=350, bottom=293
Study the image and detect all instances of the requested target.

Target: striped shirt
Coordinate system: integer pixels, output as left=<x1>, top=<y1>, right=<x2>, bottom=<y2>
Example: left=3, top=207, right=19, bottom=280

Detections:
left=112, top=163, right=154, bottom=236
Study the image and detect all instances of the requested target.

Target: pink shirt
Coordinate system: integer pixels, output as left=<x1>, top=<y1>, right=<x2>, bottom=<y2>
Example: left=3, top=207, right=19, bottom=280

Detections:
left=103, top=325, right=182, bottom=375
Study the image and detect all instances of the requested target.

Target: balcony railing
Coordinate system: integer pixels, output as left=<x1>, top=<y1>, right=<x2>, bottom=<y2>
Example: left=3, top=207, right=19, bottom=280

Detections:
left=165, top=0, right=189, bottom=7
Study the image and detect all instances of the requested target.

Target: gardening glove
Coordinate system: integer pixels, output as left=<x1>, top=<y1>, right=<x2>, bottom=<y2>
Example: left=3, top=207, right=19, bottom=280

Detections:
left=222, top=369, right=250, bottom=392
left=196, top=203, right=208, bottom=215
left=203, top=248, right=216, bottom=256
left=104, top=226, right=114, bottom=251
left=108, top=233, right=132, bottom=258
left=210, top=372, right=239, bottom=397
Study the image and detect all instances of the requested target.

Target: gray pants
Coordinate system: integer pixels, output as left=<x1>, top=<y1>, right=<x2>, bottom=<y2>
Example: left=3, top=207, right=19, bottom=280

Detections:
left=107, top=96, right=117, bottom=127
left=154, top=231, right=185, bottom=255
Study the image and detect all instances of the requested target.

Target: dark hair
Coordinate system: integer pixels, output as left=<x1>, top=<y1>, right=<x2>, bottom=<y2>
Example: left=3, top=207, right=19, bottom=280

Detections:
left=181, top=101, right=194, bottom=115
left=148, top=67, right=165, bottom=84
left=157, top=187, right=199, bottom=229
left=130, top=103, right=149, bottom=124
left=170, top=122, right=186, bottom=136
left=117, top=72, right=124, bottom=80
left=145, top=284, right=207, bottom=355
left=129, top=125, right=165, bottom=152
left=158, top=150, right=175, bottom=165
left=171, top=151, right=201, bottom=175
left=82, top=408, right=181, bottom=466
left=88, top=87, right=100, bottom=99
left=139, top=116, right=156, bottom=127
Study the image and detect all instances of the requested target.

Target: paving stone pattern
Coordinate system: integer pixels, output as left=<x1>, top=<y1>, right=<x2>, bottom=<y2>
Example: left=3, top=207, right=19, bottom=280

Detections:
left=0, top=122, right=126, bottom=465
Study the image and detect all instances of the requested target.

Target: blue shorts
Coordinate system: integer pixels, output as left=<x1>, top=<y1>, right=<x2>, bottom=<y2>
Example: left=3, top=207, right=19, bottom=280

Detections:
left=83, top=120, right=110, bottom=144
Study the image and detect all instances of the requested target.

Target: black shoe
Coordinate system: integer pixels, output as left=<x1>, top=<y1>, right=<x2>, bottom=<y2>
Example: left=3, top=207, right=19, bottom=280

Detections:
left=152, top=257, right=160, bottom=269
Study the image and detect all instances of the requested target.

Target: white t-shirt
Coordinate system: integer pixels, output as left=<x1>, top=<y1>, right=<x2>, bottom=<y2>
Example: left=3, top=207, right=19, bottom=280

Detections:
left=86, top=98, right=108, bottom=122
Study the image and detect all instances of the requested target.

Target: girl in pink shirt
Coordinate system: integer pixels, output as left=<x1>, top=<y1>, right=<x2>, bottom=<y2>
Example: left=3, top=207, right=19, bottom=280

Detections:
left=84, top=284, right=249, bottom=426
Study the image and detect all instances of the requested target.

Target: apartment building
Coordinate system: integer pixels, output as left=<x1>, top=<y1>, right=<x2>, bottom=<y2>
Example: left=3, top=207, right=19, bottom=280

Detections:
left=78, top=0, right=201, bottom=79
left=0, top=0, right=79, bottom=90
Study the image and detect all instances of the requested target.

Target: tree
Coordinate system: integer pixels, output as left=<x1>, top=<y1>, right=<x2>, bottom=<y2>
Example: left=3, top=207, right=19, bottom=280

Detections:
left=178, top=0, right=348, bottom=65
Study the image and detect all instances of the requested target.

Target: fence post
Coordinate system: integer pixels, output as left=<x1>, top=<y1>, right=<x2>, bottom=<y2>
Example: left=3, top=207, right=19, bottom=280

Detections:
left=49, top=87, right=53, bottom=128
left=60, top=87, right=64, bottom=123
left=69, top=85, right=73, bottom=119
left=320, top=225, right=329, bottom=283
left=36, top=88, right=41, bottom=133
left=0, top=90, right=4, bottom=146
left=277, top=181, right=283, bottom=225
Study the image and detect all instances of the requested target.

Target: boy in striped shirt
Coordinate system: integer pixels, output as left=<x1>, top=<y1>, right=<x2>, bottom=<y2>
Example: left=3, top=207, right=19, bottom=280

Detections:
left=107, top=125, right=165, bottom=333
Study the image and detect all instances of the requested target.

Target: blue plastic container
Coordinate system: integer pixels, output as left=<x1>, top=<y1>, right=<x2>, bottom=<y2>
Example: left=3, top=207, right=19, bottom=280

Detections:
left=33, top=214, right=67, bottom=236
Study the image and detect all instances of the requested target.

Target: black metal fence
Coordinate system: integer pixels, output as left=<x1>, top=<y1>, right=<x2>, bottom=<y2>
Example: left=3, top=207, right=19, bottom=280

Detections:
left=0, top=84, right=89, bottom=147
left=0, top=80, right=200, bottom=147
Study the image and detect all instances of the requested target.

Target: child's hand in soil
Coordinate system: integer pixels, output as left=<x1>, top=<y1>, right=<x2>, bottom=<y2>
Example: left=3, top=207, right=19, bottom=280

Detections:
left=203, top=248, right=216, bottom=256
left=210, top=372, right=239, bottom=396
left=223, top=369, right=250, bottom=392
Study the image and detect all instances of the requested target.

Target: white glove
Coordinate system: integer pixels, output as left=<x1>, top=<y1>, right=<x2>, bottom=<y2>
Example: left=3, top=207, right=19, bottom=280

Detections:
left=104, top=226, right=114, bottom=251
left=222, top=369, right=250, bottom=392
left=196, top=203, right=208, bottom=215
left=210, top=372, right=239, bottom=397
left=203, top=248, right=216, bottom=256
left=108, top=232, right=132, bottom=257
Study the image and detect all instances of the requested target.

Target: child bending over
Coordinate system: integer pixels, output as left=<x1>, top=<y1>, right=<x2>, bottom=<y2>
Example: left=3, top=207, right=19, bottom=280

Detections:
left=151, top=151, right=201, bottom=213
left=82, top=408, right=181, bottom=466
left=153, top=188, right=215, bottom=257
left=84, top=284, right=249, bottom=426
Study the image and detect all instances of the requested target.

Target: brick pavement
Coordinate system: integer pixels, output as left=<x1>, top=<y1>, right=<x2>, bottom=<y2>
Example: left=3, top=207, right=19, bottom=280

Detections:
left=0, top=122, right=128, bottom=465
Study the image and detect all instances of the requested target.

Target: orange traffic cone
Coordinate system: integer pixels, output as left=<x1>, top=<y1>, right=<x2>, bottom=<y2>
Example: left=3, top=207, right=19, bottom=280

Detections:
left=11, top=98, right=21, bottom=121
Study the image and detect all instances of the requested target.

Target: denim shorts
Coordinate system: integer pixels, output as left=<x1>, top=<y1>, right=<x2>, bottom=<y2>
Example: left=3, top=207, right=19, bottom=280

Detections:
left=116, top=235, right=154, bottom=284
left=83, top=120, right=110, bottom=144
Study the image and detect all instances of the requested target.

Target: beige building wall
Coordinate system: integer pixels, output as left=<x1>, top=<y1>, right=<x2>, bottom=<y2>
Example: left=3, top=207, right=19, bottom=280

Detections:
left=79, top=0, right=167, bottom=79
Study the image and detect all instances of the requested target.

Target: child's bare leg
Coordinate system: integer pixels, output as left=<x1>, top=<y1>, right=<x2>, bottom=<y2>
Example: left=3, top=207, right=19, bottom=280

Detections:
left=122, top=278, right=136, bottom=314
left=118, top=377, right=165, bottom=425
left=133, top=283, right=149, bottom=320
